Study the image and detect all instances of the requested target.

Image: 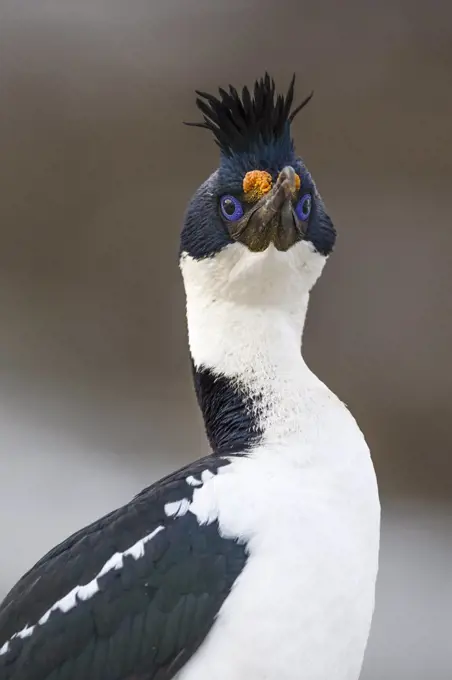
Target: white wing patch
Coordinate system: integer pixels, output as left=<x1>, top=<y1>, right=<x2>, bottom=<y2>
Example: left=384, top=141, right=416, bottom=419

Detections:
left=0, top=525, right=165, bottom=656
left=164, top=498, right=191, bottom=518
left=186, top=475, right=203, bottom=487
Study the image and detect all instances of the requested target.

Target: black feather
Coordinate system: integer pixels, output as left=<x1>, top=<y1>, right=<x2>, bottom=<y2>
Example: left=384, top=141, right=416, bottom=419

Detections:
left=289, top=90, right=314, bottom=122
left=184, top=73, right=313, bottom=156
left=0, top=456, right=247, bottom=680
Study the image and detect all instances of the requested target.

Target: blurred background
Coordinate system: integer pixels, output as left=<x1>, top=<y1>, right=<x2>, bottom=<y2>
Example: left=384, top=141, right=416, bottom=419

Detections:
left=0, top=1, right=451, bottom=677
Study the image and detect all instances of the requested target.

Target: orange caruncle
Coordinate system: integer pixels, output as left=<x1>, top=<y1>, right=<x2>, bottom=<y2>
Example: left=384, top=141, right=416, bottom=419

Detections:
left=242, top=170, right=273, bottom=202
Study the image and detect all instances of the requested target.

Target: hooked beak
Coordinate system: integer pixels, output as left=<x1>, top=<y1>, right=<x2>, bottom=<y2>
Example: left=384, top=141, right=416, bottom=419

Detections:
left=229, top=166, right=305, bottom=252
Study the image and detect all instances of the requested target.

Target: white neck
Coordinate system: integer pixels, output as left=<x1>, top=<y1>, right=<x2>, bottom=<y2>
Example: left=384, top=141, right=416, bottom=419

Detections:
left=189, top=291, right=308, bottom=373
left=180, top=243, right=338, bottom=451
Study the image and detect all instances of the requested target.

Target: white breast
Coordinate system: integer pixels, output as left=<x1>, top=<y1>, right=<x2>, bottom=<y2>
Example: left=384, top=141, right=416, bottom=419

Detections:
left=178, top=391, right=380, bottom=680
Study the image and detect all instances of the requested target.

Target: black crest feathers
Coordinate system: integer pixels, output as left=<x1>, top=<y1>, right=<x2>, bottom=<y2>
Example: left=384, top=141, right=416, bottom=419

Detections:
left=184, top=73, right=313, bottom=157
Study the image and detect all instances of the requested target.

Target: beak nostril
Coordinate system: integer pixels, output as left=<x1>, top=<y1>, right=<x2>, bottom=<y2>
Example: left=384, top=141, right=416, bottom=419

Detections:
left=278, top=166, right=300, bottom=194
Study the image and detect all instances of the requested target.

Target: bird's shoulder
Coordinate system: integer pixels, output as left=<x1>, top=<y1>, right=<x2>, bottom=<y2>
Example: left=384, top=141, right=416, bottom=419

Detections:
left=0, top=453, right=247, bottom=680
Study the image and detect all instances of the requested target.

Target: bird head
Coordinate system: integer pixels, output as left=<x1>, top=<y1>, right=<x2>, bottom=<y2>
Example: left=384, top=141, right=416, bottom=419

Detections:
left=180, top=74, right=336, bottom=306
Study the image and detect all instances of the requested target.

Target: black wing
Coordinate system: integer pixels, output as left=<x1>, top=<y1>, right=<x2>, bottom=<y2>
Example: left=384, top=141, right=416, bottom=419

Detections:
left=0, top=455, right=247, bottom=680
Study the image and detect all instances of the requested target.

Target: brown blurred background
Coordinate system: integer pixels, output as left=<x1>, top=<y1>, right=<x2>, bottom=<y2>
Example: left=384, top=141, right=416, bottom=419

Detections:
left=0, top=1, right=451, bottom=678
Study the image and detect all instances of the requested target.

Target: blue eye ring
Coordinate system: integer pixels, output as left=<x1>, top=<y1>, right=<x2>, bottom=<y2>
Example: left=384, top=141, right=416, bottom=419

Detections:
left=220, top=195, right=244, bottom=221
left=295, top=193, right=312, bottom=221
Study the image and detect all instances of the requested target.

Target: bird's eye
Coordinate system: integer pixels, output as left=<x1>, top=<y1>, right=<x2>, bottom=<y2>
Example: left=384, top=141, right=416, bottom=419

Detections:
left=295, top=193, right=312, bottom=221
left=220, top=195, right=244, bottom=221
